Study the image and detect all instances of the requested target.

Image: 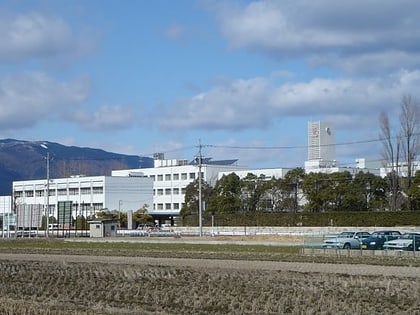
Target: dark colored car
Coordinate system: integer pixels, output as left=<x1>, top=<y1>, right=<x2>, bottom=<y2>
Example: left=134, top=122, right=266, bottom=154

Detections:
left=361, top=230, right=402, bottom=250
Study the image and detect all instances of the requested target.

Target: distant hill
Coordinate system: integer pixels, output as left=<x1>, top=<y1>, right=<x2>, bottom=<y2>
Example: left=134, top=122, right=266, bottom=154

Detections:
left=0, top=139, right=154, bottom=195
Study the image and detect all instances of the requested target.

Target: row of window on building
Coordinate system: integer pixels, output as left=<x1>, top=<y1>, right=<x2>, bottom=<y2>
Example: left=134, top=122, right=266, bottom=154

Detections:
left=149, top=172, right=203, bottom=182
left=42, top=202, right=105, bottom=214
left=153, top=203, right=183, bottom=211
left=153, top=187, right=187, bottom=196
left=14, top=187, right=104, bottom=198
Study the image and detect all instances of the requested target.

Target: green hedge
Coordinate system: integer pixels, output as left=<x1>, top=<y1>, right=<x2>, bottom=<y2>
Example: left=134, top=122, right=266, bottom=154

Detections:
left=179, top=211, right=420, bottom=227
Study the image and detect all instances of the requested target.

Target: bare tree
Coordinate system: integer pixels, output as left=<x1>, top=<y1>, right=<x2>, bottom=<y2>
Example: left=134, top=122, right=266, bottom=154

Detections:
left=380, top=94, right=420, bottom=211
left=400, top=95, right=420, bottom=201
left=379, top=111, right=401, bottom=211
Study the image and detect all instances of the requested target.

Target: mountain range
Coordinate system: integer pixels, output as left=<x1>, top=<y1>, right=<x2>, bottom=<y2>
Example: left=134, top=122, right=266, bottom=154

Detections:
left=0, top=139, right=154, bottom=195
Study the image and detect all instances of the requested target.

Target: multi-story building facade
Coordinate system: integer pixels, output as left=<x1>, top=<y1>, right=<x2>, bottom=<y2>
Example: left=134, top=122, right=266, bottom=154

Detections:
left=12, top=175, right=153, bottom=222
left=112, top=157, right=248, bottom=221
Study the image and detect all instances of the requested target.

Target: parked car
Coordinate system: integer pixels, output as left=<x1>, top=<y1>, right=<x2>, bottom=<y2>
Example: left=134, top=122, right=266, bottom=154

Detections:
left=383, top=232, right=420, bottom=251
left=360, top=230, right=402, bottom=250
left=322, top=231, right=371, bottom=249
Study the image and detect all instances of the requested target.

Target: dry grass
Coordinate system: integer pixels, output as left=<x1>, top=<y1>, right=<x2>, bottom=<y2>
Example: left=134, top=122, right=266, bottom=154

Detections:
left=198, top=234, right=304, bottom=242
left=1, top=258, right=419, bottom=314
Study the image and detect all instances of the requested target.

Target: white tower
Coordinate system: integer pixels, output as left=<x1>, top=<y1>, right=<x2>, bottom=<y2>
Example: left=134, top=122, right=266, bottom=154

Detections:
left=306, top=121, right=336, bottom=168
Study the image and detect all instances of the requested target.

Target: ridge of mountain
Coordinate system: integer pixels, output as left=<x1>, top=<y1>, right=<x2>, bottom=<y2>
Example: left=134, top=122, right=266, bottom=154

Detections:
left=0, top=139, right=154, bottom=195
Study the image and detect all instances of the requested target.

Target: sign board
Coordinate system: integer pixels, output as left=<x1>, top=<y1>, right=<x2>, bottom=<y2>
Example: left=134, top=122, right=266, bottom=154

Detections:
left=3, top=213, right=16, bottom=227
left=16, top=204, right=43, bottom=228
left=58, top=201, right=73, bottom=225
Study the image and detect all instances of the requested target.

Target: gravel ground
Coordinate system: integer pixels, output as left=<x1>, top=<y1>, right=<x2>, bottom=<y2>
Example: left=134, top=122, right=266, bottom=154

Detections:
left=1, top=253, right=420, bottom=278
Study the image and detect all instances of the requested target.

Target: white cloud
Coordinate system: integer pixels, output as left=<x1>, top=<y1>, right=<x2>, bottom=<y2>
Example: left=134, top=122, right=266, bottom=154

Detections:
left=0, top=72, right=90, bottom=130
left=158, top=70, right=420, bottom=131
left=0, top=12, right=94, bottom=62
left=159, top=77, right=273, bottom=130
left=72, top=105, right=138, bottom=131
left=215, top=0, right=420, bottom=73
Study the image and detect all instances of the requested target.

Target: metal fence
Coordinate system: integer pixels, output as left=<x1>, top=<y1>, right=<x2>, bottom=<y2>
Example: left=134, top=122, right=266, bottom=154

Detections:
left=302, top=233, right=420, bottom=257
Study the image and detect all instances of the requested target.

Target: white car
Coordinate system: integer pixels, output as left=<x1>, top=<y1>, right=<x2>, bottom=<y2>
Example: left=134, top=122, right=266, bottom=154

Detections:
left=322, top=231, right=371, bottom=249
left=383, top=233, right=420, bottom=251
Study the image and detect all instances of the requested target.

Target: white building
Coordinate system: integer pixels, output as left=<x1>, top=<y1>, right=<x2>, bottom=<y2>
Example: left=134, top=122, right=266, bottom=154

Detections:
left=12, top=175, right=153, bottom=220
left=380, top=161, right=420, bottom=178
left=112, top=157, right=248, bottom=221
left=0, top=196, right=11, bottom=214
left=0, top=196, right=12, bottom=234
left=305, top=121, right=336, bottom=170
left=304, top=122, right=383, bottom=177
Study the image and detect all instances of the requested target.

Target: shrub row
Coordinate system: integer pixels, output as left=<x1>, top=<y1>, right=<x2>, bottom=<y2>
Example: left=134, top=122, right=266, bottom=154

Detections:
left=180, top=211, right=420, bottom=227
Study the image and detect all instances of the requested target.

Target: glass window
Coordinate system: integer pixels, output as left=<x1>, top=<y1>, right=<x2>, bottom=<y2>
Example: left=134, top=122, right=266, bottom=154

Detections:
left=181, top=188, right=186, bottom=194
left=150, top=175, right=155, bottom=181
left=35, top=190, right=44, bottom=197
left=173, top=188, right=179, bottom=195
left=165, top=188, right=171, bottom=195
left=93, top=203, right=103, bottom=210
left=181, top=173, right=187, bottom=180
left=69, top=188, right=79, bottom=195
left=57, top=189, right=67, bottom=196
left=25, top=190, right=34, bottom=197
left=165, top=174, right=171, bottom=181
left=93, top=187, right=103, bottom=194
left=173, top=174, right=179, bottom=180
left=157, top=189, right=163, bottom=195
left=81, top=187, right=91, bottom=195
left=157, top=175, right=163, bottom=181
left=173, top=203, right=179, bottom=210
left=189, top=173, right=195, bottom=179
left=165, top=203, right=171, bottom=210
left=15, top=191, right=23, bottom=197
left=157, top=203, right=163, bottom=210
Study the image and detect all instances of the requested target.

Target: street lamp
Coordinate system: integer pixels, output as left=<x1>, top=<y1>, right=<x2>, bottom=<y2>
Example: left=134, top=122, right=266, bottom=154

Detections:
left=40, top=144, right=50, bottom=237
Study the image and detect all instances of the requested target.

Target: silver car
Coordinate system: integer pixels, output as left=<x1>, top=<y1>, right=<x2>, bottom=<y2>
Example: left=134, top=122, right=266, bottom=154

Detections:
left=383, top=232, right=420, bottom=251
left=322, top=231, right=371, bottom=249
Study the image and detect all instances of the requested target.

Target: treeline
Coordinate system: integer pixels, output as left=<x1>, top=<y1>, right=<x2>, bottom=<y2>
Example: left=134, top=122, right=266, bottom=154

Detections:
left=180, top=95, right=420, bottom=224
left=180, top=168, right=420, bottom=220
left=180, top=211, right=420, bottom=227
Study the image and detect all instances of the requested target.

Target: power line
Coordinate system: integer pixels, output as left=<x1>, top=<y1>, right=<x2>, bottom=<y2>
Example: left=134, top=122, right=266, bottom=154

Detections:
left=195, top=131, right=420, bottom=152
left=205, top=137, right=381, bottom=151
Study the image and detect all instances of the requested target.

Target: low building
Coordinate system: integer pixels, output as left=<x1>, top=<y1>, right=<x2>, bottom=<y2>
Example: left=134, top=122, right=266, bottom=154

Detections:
left=89, top=219, right=119, bottom=237
left=12, top=175, right=153, bottom=222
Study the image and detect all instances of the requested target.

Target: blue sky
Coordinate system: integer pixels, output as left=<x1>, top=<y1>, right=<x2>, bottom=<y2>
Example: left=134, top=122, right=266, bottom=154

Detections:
left=1, top=0, right=420, bottom=169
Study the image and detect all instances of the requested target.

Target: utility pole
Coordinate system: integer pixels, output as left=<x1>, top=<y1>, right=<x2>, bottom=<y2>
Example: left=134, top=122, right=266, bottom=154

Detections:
left=46, top=150, right=50, bottom=238
left=198, top=142, right=203, bottom=237
left=40, top=144, right=50, bottom=238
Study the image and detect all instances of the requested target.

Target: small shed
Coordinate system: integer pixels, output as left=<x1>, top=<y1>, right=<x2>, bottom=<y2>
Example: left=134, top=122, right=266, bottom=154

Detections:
left=89, top=219, right=119, bottom=238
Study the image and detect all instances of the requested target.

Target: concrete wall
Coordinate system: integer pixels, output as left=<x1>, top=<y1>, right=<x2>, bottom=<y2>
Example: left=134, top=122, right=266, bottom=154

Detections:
left=171, top=226, right=420, bottom=236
